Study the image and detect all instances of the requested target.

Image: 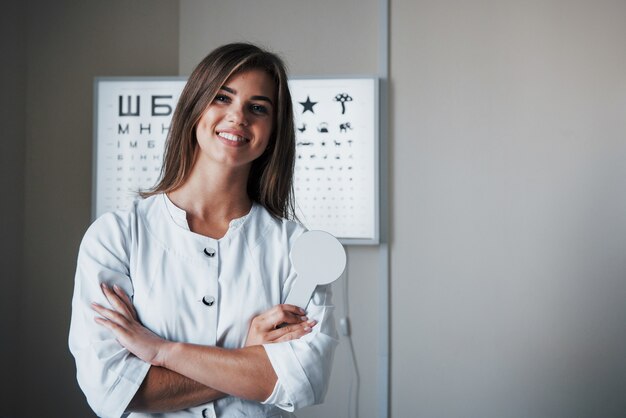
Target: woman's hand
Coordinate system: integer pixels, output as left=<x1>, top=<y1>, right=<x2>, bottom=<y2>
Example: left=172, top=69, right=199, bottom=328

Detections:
left=92, top=283, right=170, bottom=367
left=245, top=304, right=317, bottom=347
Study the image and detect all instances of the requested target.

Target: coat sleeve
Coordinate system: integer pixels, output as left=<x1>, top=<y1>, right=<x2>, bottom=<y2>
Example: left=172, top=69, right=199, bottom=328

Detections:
left=68, top=211, right=151, bottom=418
left=261, top=283, right=339, bottom=411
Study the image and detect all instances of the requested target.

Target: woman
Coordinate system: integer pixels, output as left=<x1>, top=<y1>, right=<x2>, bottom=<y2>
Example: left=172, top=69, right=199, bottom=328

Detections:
left=69, top=43, right=338, bottom=418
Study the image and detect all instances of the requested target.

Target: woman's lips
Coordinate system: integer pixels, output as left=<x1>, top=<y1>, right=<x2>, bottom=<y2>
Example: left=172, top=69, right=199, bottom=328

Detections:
left=217, top=131, right=250, bottom=143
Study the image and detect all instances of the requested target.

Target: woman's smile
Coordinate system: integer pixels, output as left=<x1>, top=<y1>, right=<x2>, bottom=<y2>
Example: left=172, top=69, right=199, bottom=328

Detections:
left=216, top=130, right=251, bottom=145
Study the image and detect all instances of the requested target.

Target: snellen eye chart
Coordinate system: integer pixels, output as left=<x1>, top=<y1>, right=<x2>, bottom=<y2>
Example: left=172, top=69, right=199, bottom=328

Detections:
left=94, top=78, right=186, bottom=219
left=94, top=77, right=379, bottom=244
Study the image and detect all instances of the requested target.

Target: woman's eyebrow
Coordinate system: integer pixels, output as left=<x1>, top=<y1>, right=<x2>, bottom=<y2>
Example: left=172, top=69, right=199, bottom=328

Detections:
left=220, top=86, right=236, bottom=94
left=219, top=86, right=274, bottom=105
left=251, top=95, right=274, bottom=106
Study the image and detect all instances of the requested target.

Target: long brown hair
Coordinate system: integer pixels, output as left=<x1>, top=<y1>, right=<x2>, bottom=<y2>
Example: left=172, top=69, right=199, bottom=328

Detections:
left=142, top=43, right=296, bottom=220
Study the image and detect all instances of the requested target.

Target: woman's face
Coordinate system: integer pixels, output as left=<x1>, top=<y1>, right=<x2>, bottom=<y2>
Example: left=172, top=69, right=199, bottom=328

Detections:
left=195, top=69, right=276, bottom=171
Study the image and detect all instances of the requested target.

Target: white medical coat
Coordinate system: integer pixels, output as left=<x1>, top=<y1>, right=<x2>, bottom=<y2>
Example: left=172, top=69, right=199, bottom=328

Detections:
left=68, top=194, right=338, bottom=418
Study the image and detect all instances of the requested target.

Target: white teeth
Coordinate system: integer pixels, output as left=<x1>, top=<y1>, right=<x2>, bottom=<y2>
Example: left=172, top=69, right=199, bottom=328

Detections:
left=218, top=132, right=248, bottom=142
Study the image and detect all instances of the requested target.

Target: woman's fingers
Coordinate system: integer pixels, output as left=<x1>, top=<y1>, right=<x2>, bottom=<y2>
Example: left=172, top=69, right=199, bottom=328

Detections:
left=100, top=283, right=139, bottom=321
left=275, top=304, right=306, bottom=320
left=260, top=304, right=307, bottom=329
left=245, top=304, right=311, bottom=346
left=112, top=284, right=138, bottom=320
left=92, top=302, right=166, bottom=365
left=277, top=304, right=306, bottom=315
left=94, top=315, right=128, bottom=335
left=91, top=302, right=131, bottom=327
left=271, top=320, right=317, bottom=342
left=100, top=283, right=132, bottom=316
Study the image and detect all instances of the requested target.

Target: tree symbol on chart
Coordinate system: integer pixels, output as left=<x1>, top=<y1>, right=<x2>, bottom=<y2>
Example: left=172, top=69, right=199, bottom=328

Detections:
left=334, top=93, right=353, bottom=114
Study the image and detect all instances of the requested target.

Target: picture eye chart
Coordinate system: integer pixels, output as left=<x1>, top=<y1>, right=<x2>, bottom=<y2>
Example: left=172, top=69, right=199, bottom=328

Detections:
left=94, top=77, right=379, bottom=244
left=289, top=78, right=379, bottom=244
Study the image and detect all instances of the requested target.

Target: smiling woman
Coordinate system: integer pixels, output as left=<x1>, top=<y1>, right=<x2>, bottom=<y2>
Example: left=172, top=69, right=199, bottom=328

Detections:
left=195, top=70, right=275, bottom=170
left=143, top=43, right=297, bottom=221
left=68, top=43, right=338, bottom=418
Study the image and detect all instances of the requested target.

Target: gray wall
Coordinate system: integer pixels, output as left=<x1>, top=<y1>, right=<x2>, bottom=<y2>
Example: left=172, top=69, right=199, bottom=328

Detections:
left=4, top=1, right=626, bottom=418
left=392, top=1, right=626, bottom=417
left=6, top=1, right=179, bottom=416
left=0, top=1, right=26, bottom=414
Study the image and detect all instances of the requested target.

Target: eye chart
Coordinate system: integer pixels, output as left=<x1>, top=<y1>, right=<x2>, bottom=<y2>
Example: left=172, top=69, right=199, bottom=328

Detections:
left=94, top=77, right=379, bottom=244
left=94, top=77, right=186, bottom=219
left=289, top=78, right=379, bottom=244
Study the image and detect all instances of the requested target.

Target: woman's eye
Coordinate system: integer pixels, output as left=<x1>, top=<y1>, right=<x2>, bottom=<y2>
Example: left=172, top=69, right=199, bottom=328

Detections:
left=250, top=104, right=268, bottom=115
left=214, top=94, right=229, bottom=103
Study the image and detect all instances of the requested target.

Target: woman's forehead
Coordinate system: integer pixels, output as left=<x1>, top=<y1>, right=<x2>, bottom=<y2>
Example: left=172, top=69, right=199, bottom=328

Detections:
left=222, top=69, right=277, bottom=99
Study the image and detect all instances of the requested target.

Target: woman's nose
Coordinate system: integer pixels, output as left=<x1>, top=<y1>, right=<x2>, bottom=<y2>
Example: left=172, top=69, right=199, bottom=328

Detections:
left=227, top=106, right=248, bottom=126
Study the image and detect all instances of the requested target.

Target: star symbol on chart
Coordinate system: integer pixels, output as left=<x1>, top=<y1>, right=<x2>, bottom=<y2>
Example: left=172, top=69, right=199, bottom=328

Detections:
left=299, top=96, right=318, bottom=114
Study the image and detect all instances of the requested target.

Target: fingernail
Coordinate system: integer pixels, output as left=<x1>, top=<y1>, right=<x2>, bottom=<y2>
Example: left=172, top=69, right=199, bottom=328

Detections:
left=113, top=284, right=120, bottom=291
left=304, top=326, right=311, bottom=332
left=300, top=316, right=308, bottom=321
left=299, top=308, right=305, bottom=314
left=101, top=283, right=107, bottom=290
left=308, top=320, right=317, bottom=326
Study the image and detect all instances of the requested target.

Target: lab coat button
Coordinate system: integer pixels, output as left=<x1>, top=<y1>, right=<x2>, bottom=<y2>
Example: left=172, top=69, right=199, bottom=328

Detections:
left=203, top=248, right=216, bottom=257
left=202, top=295, right=216, bottom=306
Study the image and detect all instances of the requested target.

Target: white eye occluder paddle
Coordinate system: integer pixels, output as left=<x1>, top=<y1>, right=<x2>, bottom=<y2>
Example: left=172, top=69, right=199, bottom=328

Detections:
left=285, top=230, right=347, bottom=310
